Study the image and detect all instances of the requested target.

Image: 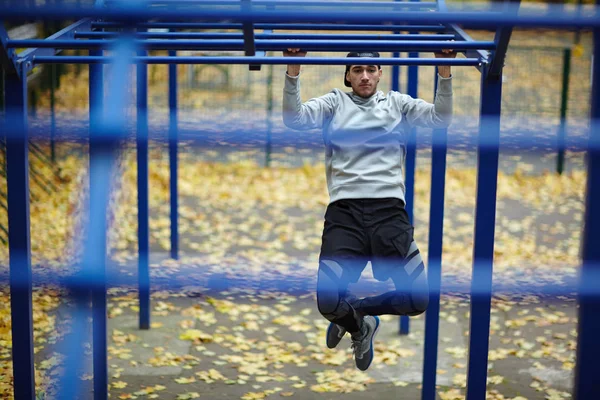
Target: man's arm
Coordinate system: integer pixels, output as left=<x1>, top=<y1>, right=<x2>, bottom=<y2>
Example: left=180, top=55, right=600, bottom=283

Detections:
left=284, top=48, right=306, bottom=76
left=282, top=48, right=335, bottom=130
left=395, top=49, right=455, bottom=129
left=434, top=48, right=455, bottom=78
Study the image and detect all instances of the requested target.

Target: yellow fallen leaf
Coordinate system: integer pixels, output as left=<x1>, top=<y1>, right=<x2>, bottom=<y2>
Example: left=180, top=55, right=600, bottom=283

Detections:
left=177, top=392, right=200, bottom=400
left=175, top=376, right=197, bottom=384
left=112, top=381, right=128, bottom=389
left=179, top=329, right=213, bottom=342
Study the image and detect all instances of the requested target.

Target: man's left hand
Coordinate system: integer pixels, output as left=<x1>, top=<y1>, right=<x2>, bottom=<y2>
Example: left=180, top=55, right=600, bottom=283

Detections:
left=434, top=49, right=456, bottom=78
left=434, top=49, right=457, bottom=59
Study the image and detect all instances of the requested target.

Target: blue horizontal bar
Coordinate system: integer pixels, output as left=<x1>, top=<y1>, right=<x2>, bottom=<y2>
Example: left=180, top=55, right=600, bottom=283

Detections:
left=104, top=0, right=439, bottom=9
left=16, top=18, right=93, bottom=76
left=449, top=23, right=488, bottom=63
left=32, top=55, right=482, bottom=65
left=0, top=4, right=599, bottom=29
left=0, top=258, right=597, bottom=297
left=91, top=22, right=448, bottom=31
left=75, top=32, right=457, bottom=41
left=11, top=39, right=495, bottom=51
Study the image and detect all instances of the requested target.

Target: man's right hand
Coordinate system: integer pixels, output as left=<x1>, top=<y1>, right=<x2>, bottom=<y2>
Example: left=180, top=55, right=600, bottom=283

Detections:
left=284, top=48, right=306, bottom=76
left=283, top=48, right=307, bottom=57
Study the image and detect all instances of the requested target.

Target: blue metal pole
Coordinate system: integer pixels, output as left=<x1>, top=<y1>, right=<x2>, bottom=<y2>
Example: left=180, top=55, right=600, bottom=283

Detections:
left=391, top=56, right=400, bottom=92
left=6, top=63, right=36, bottom=400
left=169, top=49, right=179, bottom=260
left=55, top=290, right=89, bottom=400
left=91, top=22, right=448, bottom=32
left=422, top=68, right=447, bottom=400
left=32, top=56, right=482, bottom=66
left=137, top=47, right=150, bottom=330
left=0, top=2, right=600, bottom=30
left=391, top=0, right=402, bottom=93
left=3, top=4, right=600, bottom=29
left=104, top=0, right=439, bottom=9
left=573, top=12, right=600, bottom=399
left=399, top=50, right=419, bottom=336
left=465, top=64, right=502, bottom=400
left=89, top=48, right=108, bottom=400
left=8, top=38, right=497, bottom=52
left=76, top=32, right=457, bottom=41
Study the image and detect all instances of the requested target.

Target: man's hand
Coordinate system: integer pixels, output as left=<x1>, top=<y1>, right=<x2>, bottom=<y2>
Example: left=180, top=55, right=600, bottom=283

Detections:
left=434, top=49, right=456, bottom=78
left=434, top=48, right=457, bottom=59
left=283, top=48, right=306, bottom=76
left=283, top=48, right=307, bottom=57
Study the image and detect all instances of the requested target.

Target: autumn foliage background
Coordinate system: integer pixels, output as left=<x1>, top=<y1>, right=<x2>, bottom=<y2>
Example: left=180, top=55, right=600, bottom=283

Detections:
left=0, top=22, right=593, bottom=400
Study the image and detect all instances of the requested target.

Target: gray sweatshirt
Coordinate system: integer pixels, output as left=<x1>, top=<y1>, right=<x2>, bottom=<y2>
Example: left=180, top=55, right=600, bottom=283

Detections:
left=282, top=73, right=453, bottom=204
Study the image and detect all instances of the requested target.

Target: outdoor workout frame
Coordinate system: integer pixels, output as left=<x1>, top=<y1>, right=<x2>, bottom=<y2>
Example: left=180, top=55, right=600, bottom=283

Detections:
left=1, top=0, right=599, bottom=399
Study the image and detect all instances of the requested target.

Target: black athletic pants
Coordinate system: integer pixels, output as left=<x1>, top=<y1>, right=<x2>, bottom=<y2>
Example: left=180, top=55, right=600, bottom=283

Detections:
left=316, top=198, right=429, bottom=334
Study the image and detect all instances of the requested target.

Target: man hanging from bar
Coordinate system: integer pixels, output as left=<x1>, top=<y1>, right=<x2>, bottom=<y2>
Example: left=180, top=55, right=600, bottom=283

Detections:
left=282, top=48, right=456, bottom=371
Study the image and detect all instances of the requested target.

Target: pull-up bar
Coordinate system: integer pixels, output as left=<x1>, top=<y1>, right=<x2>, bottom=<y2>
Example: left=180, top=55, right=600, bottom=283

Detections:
left=8, top=39, right=496, bottom=52
left=75, top=32, right=458, bottom=41
left=31, top=56, right=482, bottom=66
left=89, top=22, right=449, bottom=31
left=103, top=0, right=439, bottom=9
left=1, top=4, right=598, bottom=29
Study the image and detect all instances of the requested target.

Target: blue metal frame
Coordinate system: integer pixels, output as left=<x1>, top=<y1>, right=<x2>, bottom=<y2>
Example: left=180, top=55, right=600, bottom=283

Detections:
left=5, top=62, right=36, bottom=400
left=7, top=1, right=600, bottom=399
left=465, top=13, right=515, bottom=395
left=13, top=19, right=94, bottom=76
left=31, top=56, right=482, bottom=66
left=0, top=3, right=595, bottom=30
left=104, top=0, right=439, bottom=9
left=488, top=0, right=521, bottom=79
left=399, top=47, right=419, bottom=335
left=137, top=43, right=151, bottom=330
left=447, top=23, right=488, bottom=71
left=169, top=49, right=179, bottom=260
left=422, top=68, right=448, bottom=400
left=465, top=64, right=503, bottom=400
left=7, top=39, right=497, bottom=52
left=76, top=32, right=457, bottom=41
left=90, top=22, right=449, bottom=31
left=89, top=46, right=109, bottom=400
left=574, top=6, right=600, bottom=397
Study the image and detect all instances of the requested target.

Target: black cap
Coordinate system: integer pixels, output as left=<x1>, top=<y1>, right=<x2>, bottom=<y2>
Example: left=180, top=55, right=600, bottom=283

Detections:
left=344, top=51, right=381, bottom=87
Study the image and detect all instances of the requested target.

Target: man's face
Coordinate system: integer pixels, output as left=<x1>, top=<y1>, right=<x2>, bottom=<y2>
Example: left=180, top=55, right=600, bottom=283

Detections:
left=346, top=64, right=382, bottom=98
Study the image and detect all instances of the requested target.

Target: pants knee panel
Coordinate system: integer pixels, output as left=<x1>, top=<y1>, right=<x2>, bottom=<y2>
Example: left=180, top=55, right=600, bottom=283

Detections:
left=317, top=260, right=344, bottom=317
left=407, top=290, right=429, bottom=316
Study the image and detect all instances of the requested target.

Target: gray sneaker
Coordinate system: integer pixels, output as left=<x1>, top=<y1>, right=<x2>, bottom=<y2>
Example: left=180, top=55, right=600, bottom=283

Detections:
left=351, top=315, right=380, bottom=371
left=326, top=323, right=347, bottom=349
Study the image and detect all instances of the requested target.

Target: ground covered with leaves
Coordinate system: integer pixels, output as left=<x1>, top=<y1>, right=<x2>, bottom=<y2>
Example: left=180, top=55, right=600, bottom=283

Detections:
left=0, top=139, right=586, bottom=399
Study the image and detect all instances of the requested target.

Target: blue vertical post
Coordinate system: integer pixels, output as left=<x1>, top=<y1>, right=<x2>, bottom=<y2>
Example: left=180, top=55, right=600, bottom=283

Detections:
left=422, top=68, right=447, bottom=400
left=137, top=46, right=150, bottom=330
left=6, top=64, right=36, bottom=400
left=391, top=54, right=400, bottom=92
left=169, top=48, right=179, bottom=260
left=465, top=63, right=502, bottom=400
left=574, top=16, right=600, bottom=399
left=89, top=48, right=108, bottom=400
left=399, top=50, right=418, bottom=335
left=265, top=61, right=273, bottom=167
